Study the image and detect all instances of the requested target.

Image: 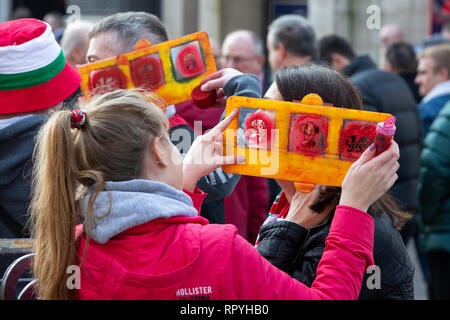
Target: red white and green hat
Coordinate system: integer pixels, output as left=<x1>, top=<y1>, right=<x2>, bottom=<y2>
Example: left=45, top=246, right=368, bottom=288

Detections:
left=0, top=18, right=81, bottom=114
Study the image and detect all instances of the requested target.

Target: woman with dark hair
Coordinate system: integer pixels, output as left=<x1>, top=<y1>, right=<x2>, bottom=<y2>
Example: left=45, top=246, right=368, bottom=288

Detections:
left=256, top=63, right=415, bottom=300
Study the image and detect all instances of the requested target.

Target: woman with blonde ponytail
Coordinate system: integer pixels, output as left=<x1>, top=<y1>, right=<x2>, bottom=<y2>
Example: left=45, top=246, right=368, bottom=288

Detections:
left=30, top=69, right=400, bottom=300
left=30, top=111, right=79, bottom=300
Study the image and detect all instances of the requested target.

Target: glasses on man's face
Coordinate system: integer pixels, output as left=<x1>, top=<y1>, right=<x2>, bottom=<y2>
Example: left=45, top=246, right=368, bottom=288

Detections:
left=221, top=55, right=256, bottom=65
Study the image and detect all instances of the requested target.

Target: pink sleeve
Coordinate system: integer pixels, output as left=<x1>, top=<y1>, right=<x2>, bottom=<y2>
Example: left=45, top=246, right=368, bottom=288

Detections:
left=184, top=186, right=207, bottom=214
left=222, top=205, right=374, bottom=300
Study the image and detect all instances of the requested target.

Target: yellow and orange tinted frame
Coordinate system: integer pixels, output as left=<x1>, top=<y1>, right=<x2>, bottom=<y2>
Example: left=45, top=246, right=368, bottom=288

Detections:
left=77, top=31, right=217, bottom=106
left=222, top=94, right=393, bottom=192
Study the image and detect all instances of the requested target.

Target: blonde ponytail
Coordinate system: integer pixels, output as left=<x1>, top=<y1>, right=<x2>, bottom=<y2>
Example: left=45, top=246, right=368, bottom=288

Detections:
left=30, top=111, right=78, bottom=300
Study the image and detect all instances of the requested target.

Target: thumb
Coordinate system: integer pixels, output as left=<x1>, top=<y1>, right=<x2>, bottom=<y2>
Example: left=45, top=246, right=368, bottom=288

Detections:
left=200, top=70, right=222, bottom=85
left=201, top=78, right=223, bottom=92
left=355, top=143, right=376, bottom=165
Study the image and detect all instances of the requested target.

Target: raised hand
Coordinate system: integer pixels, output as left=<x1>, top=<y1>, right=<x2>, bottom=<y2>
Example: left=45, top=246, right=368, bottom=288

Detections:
left=182, top=108, right=245, bottom=191
left=339, top=142, right=400, bottom=212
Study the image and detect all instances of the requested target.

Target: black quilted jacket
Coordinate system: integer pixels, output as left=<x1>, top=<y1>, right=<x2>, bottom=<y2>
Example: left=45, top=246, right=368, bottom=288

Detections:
left=257, top=212, right=415, bottom=300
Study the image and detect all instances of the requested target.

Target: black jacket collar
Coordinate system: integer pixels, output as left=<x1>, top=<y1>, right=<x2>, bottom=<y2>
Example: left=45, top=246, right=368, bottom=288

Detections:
left=343, top=55, right=377, bottom=77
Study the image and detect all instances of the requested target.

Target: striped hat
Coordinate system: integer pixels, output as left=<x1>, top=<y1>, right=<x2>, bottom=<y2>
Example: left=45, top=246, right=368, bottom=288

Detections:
left=0, top=18, right=81, bottom=114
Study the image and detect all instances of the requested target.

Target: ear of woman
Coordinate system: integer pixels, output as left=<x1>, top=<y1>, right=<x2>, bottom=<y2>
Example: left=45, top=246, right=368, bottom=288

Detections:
left=152, top=137, right=169, bottom=168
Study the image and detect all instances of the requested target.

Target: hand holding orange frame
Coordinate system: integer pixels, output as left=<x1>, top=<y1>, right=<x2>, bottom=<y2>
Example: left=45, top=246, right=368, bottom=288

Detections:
left=222, top=94, right=394, bottom=193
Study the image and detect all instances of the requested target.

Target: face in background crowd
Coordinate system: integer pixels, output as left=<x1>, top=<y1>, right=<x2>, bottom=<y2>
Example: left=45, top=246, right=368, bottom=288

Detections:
left=415, top=56, right=449, bottom=97
left=379, top=24, right=405, bottom=48
left=61, top=21, right=94, bottom=68
left=85, top=12, right=169, bottom=63
left=86, top=31, right=118, bottom=63
left=266, top=30, right=284, bottom=73
left=221, top=30, right=265, bottom=75
left=266, top=15, right=317, bottom=73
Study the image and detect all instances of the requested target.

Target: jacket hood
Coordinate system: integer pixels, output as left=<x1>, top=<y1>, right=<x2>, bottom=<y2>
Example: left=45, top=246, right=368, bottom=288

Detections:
left=0, top=114, right=46, bottom=188
left=80, top=179, right=199, bottom=244
left=344, top=55, right=377, bottom=77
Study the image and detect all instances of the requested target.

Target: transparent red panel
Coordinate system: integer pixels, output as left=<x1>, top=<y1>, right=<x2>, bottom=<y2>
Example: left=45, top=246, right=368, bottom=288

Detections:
left=237, top=107, right=276, bottom=150
left=171, top=41, right=205, bottom=80
left=340, top=120, right=377, bottom=161
left=130, top=54, right=165, bottom=89
left=89, top=66, right=127, bottom=94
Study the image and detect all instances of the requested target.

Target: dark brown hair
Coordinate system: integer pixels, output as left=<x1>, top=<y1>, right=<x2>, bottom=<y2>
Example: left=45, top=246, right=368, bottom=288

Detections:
left=275, top=63, right=412, bottom=229
left=386, top=42, right=417, bottom=73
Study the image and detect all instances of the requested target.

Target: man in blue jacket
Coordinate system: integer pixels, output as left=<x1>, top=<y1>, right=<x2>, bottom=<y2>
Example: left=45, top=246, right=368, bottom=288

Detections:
left=415, top=43, right=450, bottom=135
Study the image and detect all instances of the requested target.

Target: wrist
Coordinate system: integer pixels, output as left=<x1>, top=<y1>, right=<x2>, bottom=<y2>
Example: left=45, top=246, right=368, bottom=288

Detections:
left=285, top=209, right=312, bottom=230
left=338, top=194, right=369, bottom=213
left=182, top=162, right=199, bottom=192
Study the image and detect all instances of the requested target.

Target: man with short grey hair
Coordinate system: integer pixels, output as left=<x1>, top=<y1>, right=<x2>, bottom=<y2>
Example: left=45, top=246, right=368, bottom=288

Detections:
left=266, top=14, right=317, bottom=72
left=86, top=11, right=169, bottom=63
left=61, top=20, right=94, bottom=68
left=222, top=30, right=265, bottom=76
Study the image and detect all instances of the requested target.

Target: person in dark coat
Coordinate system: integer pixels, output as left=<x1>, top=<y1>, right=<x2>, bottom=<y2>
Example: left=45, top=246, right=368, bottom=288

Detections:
left=256, top=64, right=415, bottom=300
left=318, top=35, right=423, bottom=245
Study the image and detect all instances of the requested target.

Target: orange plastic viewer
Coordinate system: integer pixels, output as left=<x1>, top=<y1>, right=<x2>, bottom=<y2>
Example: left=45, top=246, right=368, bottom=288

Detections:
left=222, top=94, right=393, bottom=193
left=77, top=31, right=217, bottom=107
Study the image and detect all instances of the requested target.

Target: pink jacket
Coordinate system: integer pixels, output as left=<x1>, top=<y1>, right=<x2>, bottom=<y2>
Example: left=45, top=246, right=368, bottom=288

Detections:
left=75, top=189, right=374, bottom=300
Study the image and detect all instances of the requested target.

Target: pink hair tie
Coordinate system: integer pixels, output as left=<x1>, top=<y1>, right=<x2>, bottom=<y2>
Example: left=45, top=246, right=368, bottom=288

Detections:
left=71, top=109, right=87, bottom=129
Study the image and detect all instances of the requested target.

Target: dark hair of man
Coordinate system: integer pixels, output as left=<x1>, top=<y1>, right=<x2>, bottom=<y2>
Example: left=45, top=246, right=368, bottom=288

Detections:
left=268, top=15, right=317, bottom=58
left=386, top=42, right=417, bottom=73
left=88, top=12, right=169, bottom=54
left=275, top=63, right=412, bottom=229
left=318, top=35, right=356, bottom=65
